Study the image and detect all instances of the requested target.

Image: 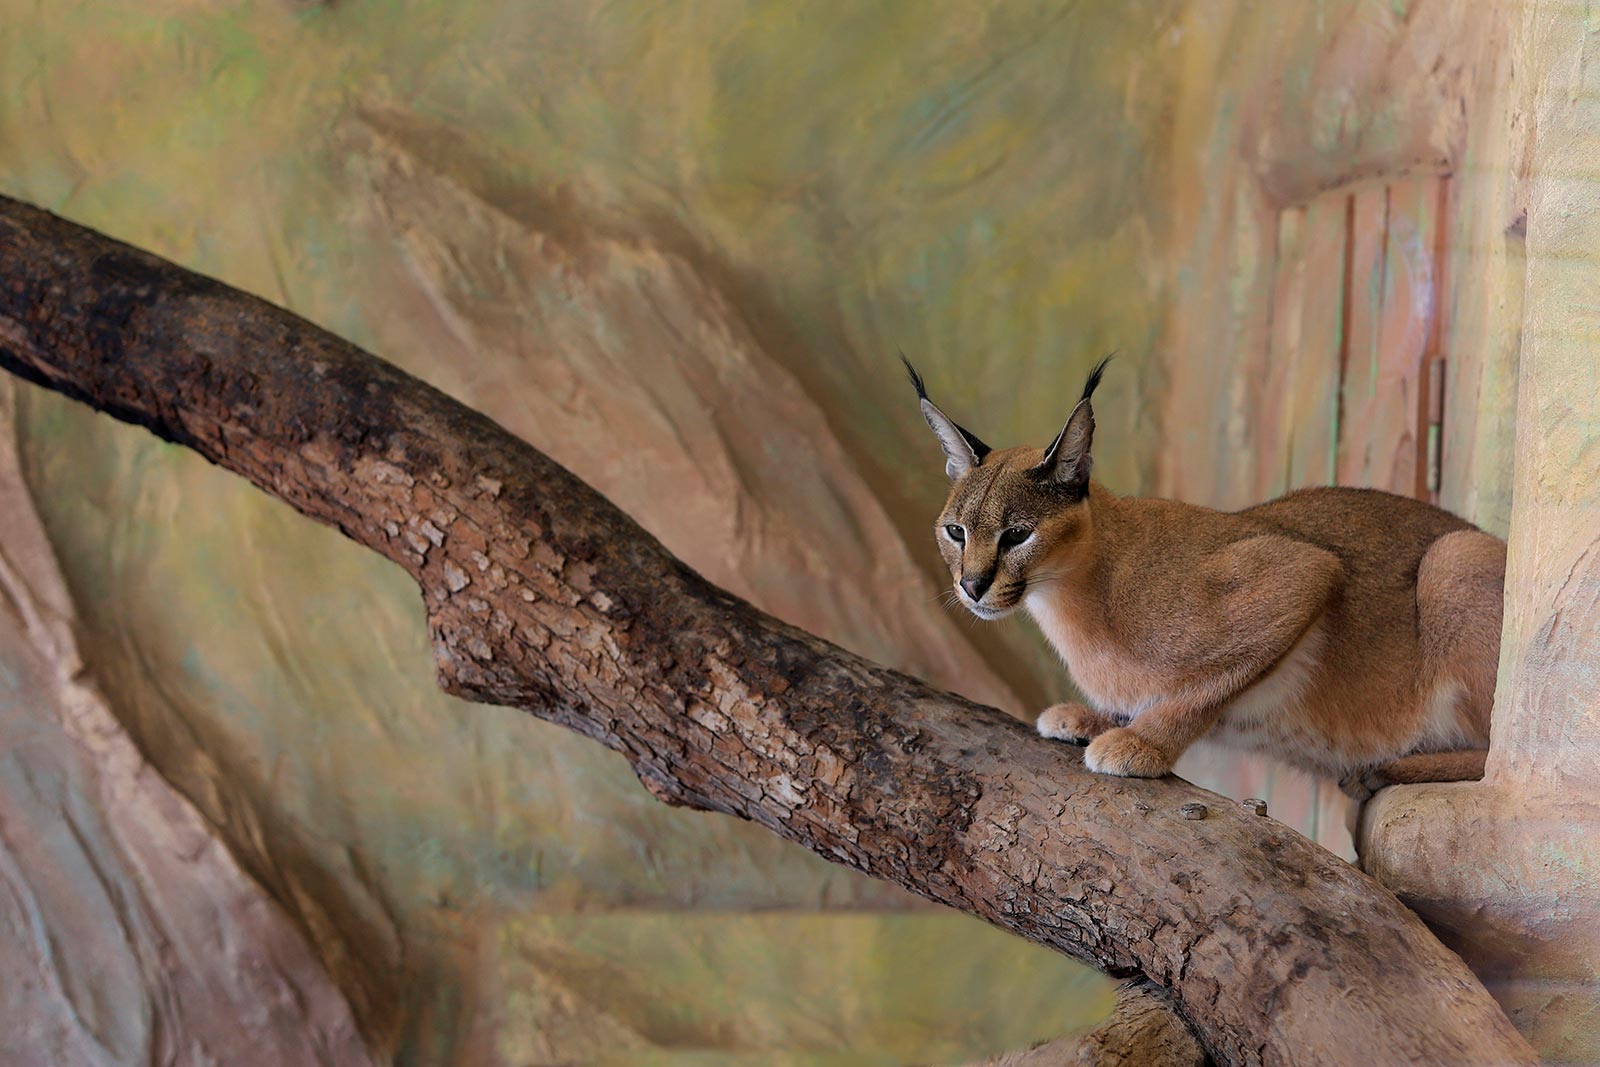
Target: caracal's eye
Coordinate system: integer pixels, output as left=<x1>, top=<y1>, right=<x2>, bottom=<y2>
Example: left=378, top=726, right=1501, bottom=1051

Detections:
left=999, top=526, right=1032, bottom=549
left=944, top=524, right=966, bottom=544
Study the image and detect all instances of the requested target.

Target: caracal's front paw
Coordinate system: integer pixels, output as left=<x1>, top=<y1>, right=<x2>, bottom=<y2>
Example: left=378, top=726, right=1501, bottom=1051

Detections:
left=1084, top=727, right=1172, bottom=778
left=1036, top=702, right=1117, bottom=745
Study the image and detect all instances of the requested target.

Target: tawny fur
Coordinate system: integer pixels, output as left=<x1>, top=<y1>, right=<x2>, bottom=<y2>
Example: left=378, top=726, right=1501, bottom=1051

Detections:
left=909, top=359, right=1505, bottom=784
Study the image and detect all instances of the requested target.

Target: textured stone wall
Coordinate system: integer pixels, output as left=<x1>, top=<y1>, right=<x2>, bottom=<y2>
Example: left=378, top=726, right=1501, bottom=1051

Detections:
left=0, top=0, right=1192, bottom=1061
left=0, top=377, right=377, bottom=1067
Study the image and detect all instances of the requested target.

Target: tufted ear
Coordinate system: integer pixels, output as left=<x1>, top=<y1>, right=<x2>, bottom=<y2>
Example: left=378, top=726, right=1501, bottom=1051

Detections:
left=901, top=354, right=991, bottom=481
left=1035, top=356, right=1112, bottom=498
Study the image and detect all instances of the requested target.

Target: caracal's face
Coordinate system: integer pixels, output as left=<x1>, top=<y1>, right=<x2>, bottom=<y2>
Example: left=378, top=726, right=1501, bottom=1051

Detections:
left=935, top=447, right=1087, bottom=619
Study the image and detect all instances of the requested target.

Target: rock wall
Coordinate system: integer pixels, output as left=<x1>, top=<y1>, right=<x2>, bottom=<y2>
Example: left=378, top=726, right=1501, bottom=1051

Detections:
left=0, top=377, right=376, bottom=1067
left=0, top=0, right=1192, bottom=1060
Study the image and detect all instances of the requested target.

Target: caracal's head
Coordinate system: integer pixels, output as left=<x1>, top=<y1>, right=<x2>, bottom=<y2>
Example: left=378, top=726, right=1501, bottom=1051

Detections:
left=904, top=355, right=1108, bottom=620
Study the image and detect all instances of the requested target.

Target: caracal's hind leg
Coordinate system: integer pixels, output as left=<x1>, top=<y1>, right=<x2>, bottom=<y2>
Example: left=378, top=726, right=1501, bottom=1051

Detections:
left=1415, top=529, right=1507, bottom=749
left=1343, top=530, right=1504, bottom=809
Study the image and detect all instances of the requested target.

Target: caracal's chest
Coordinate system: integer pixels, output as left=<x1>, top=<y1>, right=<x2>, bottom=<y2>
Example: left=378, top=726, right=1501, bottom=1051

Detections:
left=1023, top=593, right=1166, bottom=717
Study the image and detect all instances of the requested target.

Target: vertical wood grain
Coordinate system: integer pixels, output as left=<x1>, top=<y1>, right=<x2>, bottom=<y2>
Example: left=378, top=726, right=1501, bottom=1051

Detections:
left=1256, top=196, right=1349, bottom=500
left=1423, top=178, right=1452, bottom=506
left=1337, top=178, right=1442, bottom=497
left=1337, top=186, right=1389, bottom=488
left=1255, top=205, right=1305, bottom=499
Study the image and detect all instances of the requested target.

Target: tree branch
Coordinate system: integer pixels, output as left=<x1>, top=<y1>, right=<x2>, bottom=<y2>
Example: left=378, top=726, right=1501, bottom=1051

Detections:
left=0, top=195, right=1536, bottom=1067
left=1072, top=981, right=1210, bottom=1067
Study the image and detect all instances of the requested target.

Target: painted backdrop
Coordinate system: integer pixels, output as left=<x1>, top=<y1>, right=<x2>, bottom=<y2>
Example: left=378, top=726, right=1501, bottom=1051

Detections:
left=0, top=0, right=1525, bottom=1063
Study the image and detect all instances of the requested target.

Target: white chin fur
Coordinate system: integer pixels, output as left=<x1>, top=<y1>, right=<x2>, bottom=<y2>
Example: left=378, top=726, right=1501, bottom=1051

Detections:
left=959, top=596, right=1016, bottom=621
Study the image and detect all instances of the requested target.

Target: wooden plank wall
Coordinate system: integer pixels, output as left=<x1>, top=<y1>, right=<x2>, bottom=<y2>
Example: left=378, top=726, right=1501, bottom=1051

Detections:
left=1176, top=175, right=1449, bottom=855
left=1339, top=180, right=1448, bottom=500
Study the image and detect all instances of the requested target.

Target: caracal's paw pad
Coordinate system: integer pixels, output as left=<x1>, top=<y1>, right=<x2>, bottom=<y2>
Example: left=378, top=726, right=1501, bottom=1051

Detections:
left=1036, top=703, right=1113, bottom=745
left=1085, top=728, right=1172, bottom=778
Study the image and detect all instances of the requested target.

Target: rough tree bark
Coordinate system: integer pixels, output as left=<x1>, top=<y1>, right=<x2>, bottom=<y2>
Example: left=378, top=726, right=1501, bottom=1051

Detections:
left=1071, top=981, right=1209, bottom=1067
left=0, top=195, right=1538, bottom=1067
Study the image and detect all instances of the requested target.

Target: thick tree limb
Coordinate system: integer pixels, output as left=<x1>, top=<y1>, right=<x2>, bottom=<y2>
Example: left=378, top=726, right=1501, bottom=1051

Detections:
left=1071, top=981, right=1210, bottom=1067
left=0, top=195, right=1537, bottom=1067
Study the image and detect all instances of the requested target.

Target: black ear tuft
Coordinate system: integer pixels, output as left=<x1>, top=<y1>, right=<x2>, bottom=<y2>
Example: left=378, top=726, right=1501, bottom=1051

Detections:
left=1034, top=353, right=1113, bottom=497
left=1079, top=352, right=1114, bottom=404
left=900, top=349, right=931, bottom=403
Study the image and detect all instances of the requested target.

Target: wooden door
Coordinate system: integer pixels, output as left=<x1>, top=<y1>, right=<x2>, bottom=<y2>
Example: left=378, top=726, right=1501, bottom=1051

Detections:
left=1259, top=176, right=1448, bottom=503
left=1180, top=175, right=1451, bottom=856
left=1339, top=179, right=1449, bottom=502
